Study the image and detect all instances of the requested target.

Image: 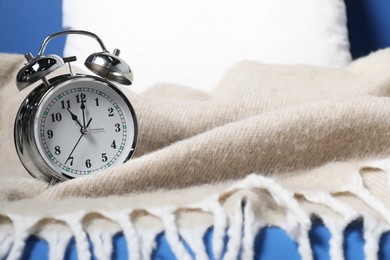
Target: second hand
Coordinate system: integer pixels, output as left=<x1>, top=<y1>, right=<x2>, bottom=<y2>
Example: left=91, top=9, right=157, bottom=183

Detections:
left=65, top=118, right=93, bottom=165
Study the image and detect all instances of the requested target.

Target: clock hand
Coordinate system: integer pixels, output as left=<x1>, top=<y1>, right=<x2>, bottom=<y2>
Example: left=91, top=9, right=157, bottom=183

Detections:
left=88, top=128, right=105, bottom=133
left=86, top=118, right=92, bottom=128
left=81, top=101, right=86, bottom=127
left=66, top=132, right=84, bottom=165
left=66, top=118, right=93, bottom=165
left=81, top=118, right=93, bottom=134
left=67, top=108, right=83, bottom=128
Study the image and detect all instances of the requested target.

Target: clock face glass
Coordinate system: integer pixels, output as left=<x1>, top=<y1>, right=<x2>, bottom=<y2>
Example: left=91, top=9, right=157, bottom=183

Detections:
left=34, top=77, right=137, bottom=178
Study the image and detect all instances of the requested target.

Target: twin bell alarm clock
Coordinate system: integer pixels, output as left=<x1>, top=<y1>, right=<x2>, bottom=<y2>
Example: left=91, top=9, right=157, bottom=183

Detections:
left=14, top=30, right=138, bottom=185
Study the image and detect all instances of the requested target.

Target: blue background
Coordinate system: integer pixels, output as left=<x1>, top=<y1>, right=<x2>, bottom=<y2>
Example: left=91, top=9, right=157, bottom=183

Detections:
left=1, top=0, right=390, bottom=58
left=0, top=0, right=65, bottom=56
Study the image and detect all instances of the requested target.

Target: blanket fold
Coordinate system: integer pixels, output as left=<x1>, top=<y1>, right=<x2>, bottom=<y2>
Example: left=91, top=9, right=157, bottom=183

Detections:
left=1, top=49, right=390, bottom=259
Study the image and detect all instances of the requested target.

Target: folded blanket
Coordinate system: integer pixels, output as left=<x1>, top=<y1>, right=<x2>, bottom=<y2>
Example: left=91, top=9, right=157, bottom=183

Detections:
left=1, top=49, right=390, bottom=259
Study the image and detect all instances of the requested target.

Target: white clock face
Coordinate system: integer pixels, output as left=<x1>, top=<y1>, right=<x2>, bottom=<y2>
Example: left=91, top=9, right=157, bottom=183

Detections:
left=34, top=77, right=137, bottom=178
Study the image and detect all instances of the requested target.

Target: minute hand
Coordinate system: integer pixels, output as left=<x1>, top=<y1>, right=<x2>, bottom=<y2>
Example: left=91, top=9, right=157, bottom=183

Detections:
left=81, top=101, right=86, bottom=127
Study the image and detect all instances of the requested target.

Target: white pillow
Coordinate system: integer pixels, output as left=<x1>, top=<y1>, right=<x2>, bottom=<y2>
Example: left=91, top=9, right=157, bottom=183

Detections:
left=63, top=0, right=351, bottom=93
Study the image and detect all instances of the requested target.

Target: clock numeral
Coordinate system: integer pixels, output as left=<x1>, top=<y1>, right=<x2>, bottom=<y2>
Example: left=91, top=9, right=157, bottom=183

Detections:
left=47, top=130, right=53, bottom=139
left=115, top=123, right=121, bottom=132
left=75, top=93, right=86, bottom=104
left=66, top=156, right=74, bottom=166
left=95, top=98, right=100, bottom=106
left=111, top=140, right=117, bottom=149
left=51, top=113, right=62, bottom=122
left=85, top=159, right=92, bottom=168
left=61, top=100, right=71, bottom=109
left=108, top=108, right=114, bottom=117
left=54, top=146, right=61, bottom=155
left=102, top=153, right=108, bottom=162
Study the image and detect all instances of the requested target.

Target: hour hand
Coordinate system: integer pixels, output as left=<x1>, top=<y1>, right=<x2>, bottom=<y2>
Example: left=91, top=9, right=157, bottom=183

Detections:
left=67, top=108, right=83, bottom=128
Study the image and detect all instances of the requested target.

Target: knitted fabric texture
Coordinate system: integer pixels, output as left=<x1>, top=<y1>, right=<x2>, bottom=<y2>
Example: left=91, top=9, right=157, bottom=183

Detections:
left=1, top=50, right=390, bottom=259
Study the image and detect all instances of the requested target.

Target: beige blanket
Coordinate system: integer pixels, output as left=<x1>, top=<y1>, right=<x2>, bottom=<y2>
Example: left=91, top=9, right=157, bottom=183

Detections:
left=1, top=50, right=390, bottom=259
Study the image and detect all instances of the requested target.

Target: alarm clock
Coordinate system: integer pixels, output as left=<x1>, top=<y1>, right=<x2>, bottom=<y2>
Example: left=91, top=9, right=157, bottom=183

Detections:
left=14, top=30, right=138, bottom=185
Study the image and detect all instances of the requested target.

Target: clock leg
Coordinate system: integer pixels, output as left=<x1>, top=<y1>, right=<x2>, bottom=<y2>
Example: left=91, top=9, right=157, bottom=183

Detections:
left=47, top=178, right=59, bottom=188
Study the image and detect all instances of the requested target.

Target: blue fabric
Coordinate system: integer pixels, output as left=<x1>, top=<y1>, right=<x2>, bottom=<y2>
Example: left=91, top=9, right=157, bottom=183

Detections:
left=16, top=221, right=390, bottom=259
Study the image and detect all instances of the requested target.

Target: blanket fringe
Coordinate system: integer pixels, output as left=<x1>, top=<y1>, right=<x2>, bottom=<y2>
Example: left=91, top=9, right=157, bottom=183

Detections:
left=1, top=170, right=390, bottom=259
left=44, top=231, right=72, bottom=260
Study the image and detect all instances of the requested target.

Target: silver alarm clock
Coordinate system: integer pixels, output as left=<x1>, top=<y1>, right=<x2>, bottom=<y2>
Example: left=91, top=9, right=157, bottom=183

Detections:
left=14, top=30, right=138, bottom=185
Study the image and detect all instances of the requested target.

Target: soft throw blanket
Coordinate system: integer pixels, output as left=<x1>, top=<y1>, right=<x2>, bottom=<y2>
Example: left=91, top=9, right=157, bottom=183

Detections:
left=1, top=50, right=390, bottom=259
